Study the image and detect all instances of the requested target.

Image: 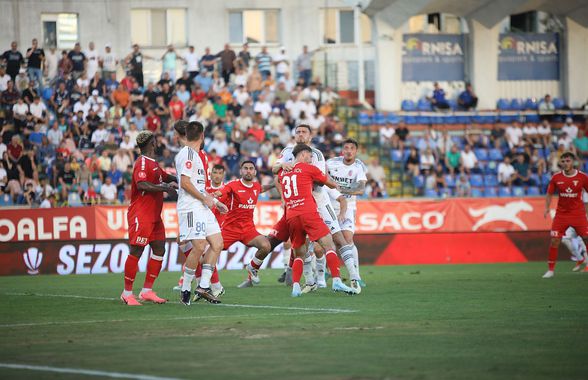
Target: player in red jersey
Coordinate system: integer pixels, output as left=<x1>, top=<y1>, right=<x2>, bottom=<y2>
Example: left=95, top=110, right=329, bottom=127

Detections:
left=543, top=151, right=588, bottom=278
left=121, top=131, right=177, bottom=305
left=277, top=144, right=357, bottom=296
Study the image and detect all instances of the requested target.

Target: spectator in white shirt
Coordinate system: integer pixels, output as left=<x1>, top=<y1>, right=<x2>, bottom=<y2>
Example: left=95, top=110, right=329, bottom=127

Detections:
left=522, top=123, right=539, bottom=145
left=562, top=117, right=578, bottom=141
left=119, top=134, right=135, bottom=151
left=278, top=72, right=295, bottom=92
left=380, top=123, right=395, bottom=146
left=505, top=121, right=524, bottom=148
left=320, top=86, right=339, bottom=104
left=0, top=67, right=10, bottom=92
left=73, top=95, right=91, bottom=119
left=557, top=132, right=573, bottom=150
left=460, top=144, right=478, bottom=173
left=46, top=121, right=63, bottom=147
left=537, top=120, right=552, bottom=147
left=273, top=47, right=290, bottom=80
left=207, top=132, right=229, bottom=157
left=29, top=96, right=47, bottom=123
left=91, top=122, right=109, bottom=146
left=497, top=156, right=516, bottom=186
left=420, top=148, right=436, bottom=171
left=100, top=177, right=117, bottom=203
left=302, top=97, right=317, bottom=118
left=233, top=85, right=250, bottom=106
left=182, top=45, right=200, bottom=80
left=285, top=93, right=303, bottom=120
left=85, top=41, right=100, bottom=79
left=101, top=44, right=118, bottom=79
left=301, top=82, right=320, bottom=104
left=253, top=94, right=272, bottom=120
left=538, top=94, right=555, bottom=112
left=112, top=149, right=132, bottom=171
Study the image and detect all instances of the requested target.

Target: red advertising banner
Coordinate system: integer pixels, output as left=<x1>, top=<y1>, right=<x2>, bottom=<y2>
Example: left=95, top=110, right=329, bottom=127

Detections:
left=0, top=198, right=554, bottom=243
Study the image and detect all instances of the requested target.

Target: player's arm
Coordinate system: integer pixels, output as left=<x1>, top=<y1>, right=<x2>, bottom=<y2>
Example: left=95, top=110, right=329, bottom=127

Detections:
left=164, top=173, right=177, bottom=184
left=339, top=180, right=367, bottom=196
left=137, top=181, right=176, bottom=194
left=261, top=180, right=275, bottom=193
left=180, top=174, right=218, bottom=209
left=544, top=180, right=555, bottom=218
left=312, top=167, right=338, bottom=189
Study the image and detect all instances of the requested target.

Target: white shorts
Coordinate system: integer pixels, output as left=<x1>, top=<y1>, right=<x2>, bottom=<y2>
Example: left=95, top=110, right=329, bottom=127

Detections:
left=318, top=202, right=341, bottom=235
left=332, top=203, right=356, bottom=233
left=564, top=227, right=579, bottom=240
left=178, top=208, right=221, bottom=242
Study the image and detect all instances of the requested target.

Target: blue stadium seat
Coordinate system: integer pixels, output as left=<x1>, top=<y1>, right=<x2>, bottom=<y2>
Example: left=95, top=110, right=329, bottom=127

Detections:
left=524, top=98, right=538, bottom=110
left=432, top=116, right=444, bottom=124
left=484, top=187, right=498, bottom=197
left=448, top=99, right=458, bottom=110
left=374, top=112, right=386, bottom=125
left=497, top=99, right=510, bottom=110
left=358, top=112, right=371, bottom=126
left=530, top=174, right=540, bottom=186
left=489, top=149, right=503, bottom=161
left=525, top=114, right=540, bottom=123
left=405, top=116, right=418, bottom=125
left=510, top=99, right=523, bottom=111
left=42, top=87, right=53, bottom=101
left=445, top=175, right=456, bottom=188
left=482, top=115, right=497, bottom=124
left=417, top=98, right=432, bottom=112
left=391, top=150, right=403, bottom=162
left=474, top=149, right=488, bottom=161
left=445, top=115, right=457, bottom=124
left=470, top=174, right=484, bottom=187
left=0, top=194, right=13, bottom=206
left=387, top=114, right=401, bottom=124
left=471, top=188, right=483, bottom=197
left=484, top=175, right=498, bottom=187
left=485, top=161, right=498, bottom=175
left=451, top=136, right=464, bottom=148
left=440, top=188, right=453, bottom=197
left=413, top=175, right=425, bottom=188
left=498, top=187, right=512, bottom=197
left=425, top=189, right=438, bottom=198
left=402, top=149, right=411, bottom=162
left=512, top=187, right=525, bottom=197
left=541, top=173, right=552, bottom=186
left=553, top=98, right=565, bottom=109
left=456, top=115, right=471, bottom=124
left=526, top=187, right=541, bottom=196
left=401, top=100, right=416, bottom=111
left=417, top=116, right=430, bottom=124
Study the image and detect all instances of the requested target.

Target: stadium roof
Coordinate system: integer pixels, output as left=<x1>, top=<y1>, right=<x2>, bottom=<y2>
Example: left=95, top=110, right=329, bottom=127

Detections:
left=362, top=0, right=588, bottom=28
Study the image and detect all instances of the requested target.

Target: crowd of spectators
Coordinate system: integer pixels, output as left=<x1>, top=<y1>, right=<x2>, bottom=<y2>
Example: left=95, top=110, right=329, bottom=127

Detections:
left=380, top=117, right=586, bottom=197
left=0, top=39, right=349, bottom=207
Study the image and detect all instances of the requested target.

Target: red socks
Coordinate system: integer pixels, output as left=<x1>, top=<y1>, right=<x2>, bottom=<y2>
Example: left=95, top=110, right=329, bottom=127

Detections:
left=325, top=250, right=341, bottom=278
left=143, top=254, right=163, bottom=289
left=548, top=246, right=558, bottom=271
left=124, top=254, right=139, bottom=292
left=211, top=266, right=220, bottom=284
left=292, top=258, right=303, bottom=284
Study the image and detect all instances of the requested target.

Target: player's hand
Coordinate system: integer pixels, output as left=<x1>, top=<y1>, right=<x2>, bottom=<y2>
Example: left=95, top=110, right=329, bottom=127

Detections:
left=338, top=213, right=346, bottom=224
left=203, top=194, right=215, bottom=209
left=161, top=183, right=177, bottom=195
left=216, top=202, right=228, bottom=214
left=281, top=162, right=294, bottom=172
left=213, top=190, right=222, bottom=198
left=544, top=209, right=549, bottom=219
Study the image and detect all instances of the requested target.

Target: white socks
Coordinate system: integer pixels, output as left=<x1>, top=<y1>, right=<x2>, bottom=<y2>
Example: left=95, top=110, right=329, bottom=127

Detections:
left=181, top=267, right=196, bottom=292
left=200, top=264, right=213, bottom=289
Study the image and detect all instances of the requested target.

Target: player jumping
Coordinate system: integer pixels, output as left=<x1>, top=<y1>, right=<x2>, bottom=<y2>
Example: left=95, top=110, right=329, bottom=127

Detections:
left=277, top=144, right=357, bottom=296
left=121, top=131, right=177, bottom=306
left=543, top=151, right=588, bottom=278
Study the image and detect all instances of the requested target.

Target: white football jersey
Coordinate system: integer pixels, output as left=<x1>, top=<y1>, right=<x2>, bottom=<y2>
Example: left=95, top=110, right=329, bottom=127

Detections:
left=277, top=145, right=329, bottom=206
left=326, top=157, right=367, bottom=209
left=176, top=146, right=208, bottom=212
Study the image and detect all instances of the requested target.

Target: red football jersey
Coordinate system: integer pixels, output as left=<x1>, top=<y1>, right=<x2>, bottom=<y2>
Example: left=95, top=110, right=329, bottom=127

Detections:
left=219, top=179, right=262, bottom=229
left=128, top=155, right=164, bottom=222
left=278, top=162, right=327, bottom=219
left=206, top=182, right=226, bottom=225
left=547, top=170, right=588, bottom=218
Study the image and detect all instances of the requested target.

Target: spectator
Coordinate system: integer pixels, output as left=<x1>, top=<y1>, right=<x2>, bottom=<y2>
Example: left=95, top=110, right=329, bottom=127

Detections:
left=538, top=94, right=555, bottom=112
left=505, top=121, right=523, bottom=148
left=537, top=120, right=552, bottom=147
left=101, top=43, right=118, bottom=80
left=195, top=69, right=213, bottom=93
left=562, top=117, right=578, bottom=141
left=394, top=122, right=409, bottom=150
left=100, top=176, right=117, bottom=203
left=253, top=94, right=272, bottom=120
left=237, top=43, right=251, bottom=71
left=460, top=144, right=478, bottom=174
left=26, top=38, right=45, bottom=91
left=183, top=45, right=200, bottom=80
left=522, top=123, right=539, bottom=145
left=295, top=45, right=317, bottom=87
left=217, top=43, right=236, bottom=85
left=427, top=82, right=450, bottom=110
left=256, top=46, right=272, bottom=80
left=111, top=84, right=130, bottom=108
left=367, top=158, right=386, bottom=189
left=240, top=133, right=260, bottom=157
left=58, top=161, right=75, bottom=200
left=445, top=145, right=461, bottom=175
left=168, top=94, right=185, bottom=122
left=85, top=41, right=100, bottom=80
left=557, top=132, right=572, bottom=150
left=125, top=44, right=150, bottom=87
left=47, top=121, right=63, bottom=147
left=573, top=129, right=588, bottom=159
left=457, top=83, right=478, bottom=110
left=91, top=122, right=109, bottom=147
left=1, top=41, right=24, bottom=81
left=207, top=132, right=229, bottom=157
left=15, top=68, right=30, bottom=93
left=200, top=47, right=217, bottom=73
left=0, top=67, right=10, bottom=92
left=512, top=153, right=534, bottom=186
left=68, top=42, right=86, bottom=80
left=57, top=50, right=72, bottom=77
left=455, top=174, right=471, bottom=197
left=420, top=147, right=436, bottom=172
left=497, top=156, right=516, bottom=187
left=273, top=47, right=289, bottom=80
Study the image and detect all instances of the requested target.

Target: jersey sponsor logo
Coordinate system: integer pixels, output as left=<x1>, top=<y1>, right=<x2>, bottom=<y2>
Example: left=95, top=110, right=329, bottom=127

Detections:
left=247, top=197, right=254, bottom=204
left=23, top=247, right=43, bottom=275
left=468, top=200, right=533, bottom=231
left=138, top=171, right=147, bottom=179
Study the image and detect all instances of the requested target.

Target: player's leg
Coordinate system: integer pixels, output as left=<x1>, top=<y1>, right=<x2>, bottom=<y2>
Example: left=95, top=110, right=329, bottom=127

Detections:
left=245, top=234, right=272, bottom=284
left=121, top=244, right=143, bottom=306
left=180, top=238, right=207, bottom=305
left=173, top=241, right=192, bottom=291
left=315, top=233, right=357, bottom=295
left=343, top=229, right=364, bottom=285
left=278, top=240, right=293, bottom=282
left=313, top=242, right=327, bottom=288
left=562, top=227, right=586, bottom=271
left=331, top=230, right=361, bottom=292
left=287, top=216, right=308, bottom=297
left=301, top=241, right=317, bottom=293
left=543, top=217, right=568, bottom=278
left=139, top=221, right=167, bottom=303
left=195, top=212, right=224, bottom=303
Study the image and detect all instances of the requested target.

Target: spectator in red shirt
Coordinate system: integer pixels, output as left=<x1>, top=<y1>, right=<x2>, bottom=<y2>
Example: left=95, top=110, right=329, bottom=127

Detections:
left=168, top=94, right=185, bottom=121
left=146, top=108, right=161, bottom=133
left=191, top=84, right=206, bottom=104
left=7, top=135, right=23, bottom=163
left=247, top=122, right=265, bottom=143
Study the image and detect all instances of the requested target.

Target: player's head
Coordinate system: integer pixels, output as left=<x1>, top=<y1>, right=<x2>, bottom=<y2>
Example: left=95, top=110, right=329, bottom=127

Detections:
left=136, top=131, right=155, bottom=154
left=342, top=138, right=359, bottom=162
left=560, top=151, right=576, bottom=171
left=294, top=124, right=312, bottom=144
left=211, top=164, right=225, bottom=185
left=173, top=120, right=188, bottom=143
left=186, top=121, right=204, bottom=143
left=240, top=160, right=257, bottom=181
left=292, top=144, right=312, bottom=164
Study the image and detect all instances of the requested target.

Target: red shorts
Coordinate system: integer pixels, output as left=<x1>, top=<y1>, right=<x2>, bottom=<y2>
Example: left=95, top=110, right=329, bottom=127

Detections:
left=550, top=215, right=588, bottom=238
left=128, top=218, right=166, bottom=247
left=222, top=225, right=261, bottom=250
left=286, top=213, right=330, bottom=249
left=269, top=214, right=290, bottom=242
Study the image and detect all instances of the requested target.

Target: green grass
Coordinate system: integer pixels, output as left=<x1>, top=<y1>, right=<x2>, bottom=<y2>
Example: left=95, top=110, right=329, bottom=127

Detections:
left=0, top=263, right=587, bottom=380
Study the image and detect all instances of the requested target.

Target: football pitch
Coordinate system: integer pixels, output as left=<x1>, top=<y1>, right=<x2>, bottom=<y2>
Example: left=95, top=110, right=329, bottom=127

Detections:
left=0, top=263, right=587, bottom=380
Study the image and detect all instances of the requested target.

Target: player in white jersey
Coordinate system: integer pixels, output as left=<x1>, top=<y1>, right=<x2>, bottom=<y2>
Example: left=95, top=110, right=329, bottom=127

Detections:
left=176, top=121, right=228, bottom=305
left=562, top=190, right=588, bottom=271
left=272, top=124, right=361, bottom=293
left=326, top=138, right=368, bottom=285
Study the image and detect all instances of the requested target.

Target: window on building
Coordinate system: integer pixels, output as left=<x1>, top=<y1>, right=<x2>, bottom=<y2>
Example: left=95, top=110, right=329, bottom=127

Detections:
left=131, top=9, right=187, bottom=47
left=322, top=9, right=372, bottom=45
left=407, top=13, right=467, bottom=34
left=41, top=13, right=78, bottom=49
left=229, top=10, right=280, bottom=45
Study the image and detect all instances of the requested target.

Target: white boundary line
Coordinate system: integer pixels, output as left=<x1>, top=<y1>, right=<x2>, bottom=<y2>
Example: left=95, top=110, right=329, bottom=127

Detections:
left=3, top=292, right=358, bottom=314
left=0, top=362, right=182, bottom=380
left=0, top=311, right=331, bottom=328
